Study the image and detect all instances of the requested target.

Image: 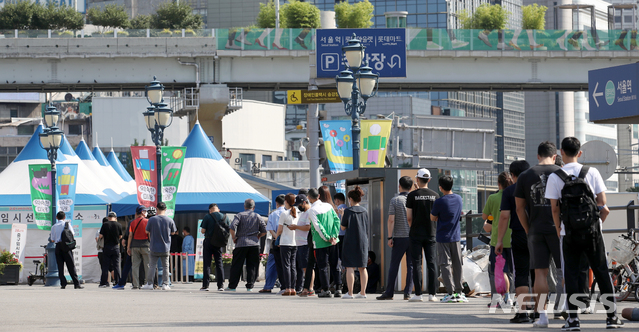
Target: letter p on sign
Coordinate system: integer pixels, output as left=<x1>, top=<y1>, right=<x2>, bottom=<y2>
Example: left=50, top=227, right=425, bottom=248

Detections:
left=322, top=53, right=340, bottom=71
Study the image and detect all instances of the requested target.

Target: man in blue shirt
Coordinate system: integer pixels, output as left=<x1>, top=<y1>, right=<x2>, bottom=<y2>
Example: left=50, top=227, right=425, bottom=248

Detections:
left=182, top=226, right=195, bottom=282
left=141, top=202, right=177, bottom=291
left=259, top=194, right=286, bottom=294
left=430, top=175, right=464, bottom=303
left=50, top=211, right=83, bottom=289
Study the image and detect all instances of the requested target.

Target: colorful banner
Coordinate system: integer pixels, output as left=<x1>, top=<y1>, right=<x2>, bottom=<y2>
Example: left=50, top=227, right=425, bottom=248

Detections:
left=160, top=146, right=186, bottom=219
left=9, top=224, right=27, bottom=266
left=64, top=220, right=82, bottom=282
left=320, top=120, right=354, bottom=173
left=360, top=120, right=392, bottom=168
left=28, top=164, right=53, bottom=230
left=194, top=221, right=204, bottom=280
left=56, top=164, right=78, bottom=222
left=131, top=146, right=158, bottom=207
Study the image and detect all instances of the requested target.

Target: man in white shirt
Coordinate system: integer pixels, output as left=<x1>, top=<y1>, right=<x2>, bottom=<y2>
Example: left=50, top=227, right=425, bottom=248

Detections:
left=545, top=137, right=623, bottom=330
left=50, top=211, right=82, bottom=289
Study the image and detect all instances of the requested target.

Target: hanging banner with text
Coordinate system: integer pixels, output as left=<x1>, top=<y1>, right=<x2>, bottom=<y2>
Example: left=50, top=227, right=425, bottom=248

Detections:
left=131, top=146, right=158, bottom=207
left=320, top=120, right=353, bottom=193
left=160, top=146, right=186, bottom=219
left=9, top=223, right=27, bottom=265
left=194, top=221, right=204, bottom=280
left=56, top=164, right=78, bottom=222
left=360, top=120, right=392, bottom=168
left=28, top=164, right=53, bottom=230
left=65, top=220, right=82, bottom=282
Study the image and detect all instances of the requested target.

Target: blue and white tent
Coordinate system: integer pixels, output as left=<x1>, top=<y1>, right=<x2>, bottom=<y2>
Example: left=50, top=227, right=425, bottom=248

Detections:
left=74, top=139, right=134, bottom=201
left=107, top=149, right=134, bottom=183
left=111, top=121, right=270, bottom=216
left=92, top=143, right=136, bottom=195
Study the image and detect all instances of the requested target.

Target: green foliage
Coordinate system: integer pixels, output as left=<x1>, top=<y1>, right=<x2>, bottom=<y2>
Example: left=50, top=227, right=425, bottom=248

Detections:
left=281, top=0, right=320, bottom=29
left=0, top=249, right=22, bottom=275
left=457, top=4, right=509, bottom=30
left=256, top=0, right=277, bottom=29
left=130, top=14, right=152, bottom=29
left=627, top=187, right=639, bottom=192
left=0, top=1, right=83, bottom=30
left=151, top=1, right=203, bottom=29
left=522, top=4, right=547, bottom=30
left=0, top=1, right=36, bottom=29
left=87, top=4, right=129, bottom=31
left=334, top=0, right=374, bottom=28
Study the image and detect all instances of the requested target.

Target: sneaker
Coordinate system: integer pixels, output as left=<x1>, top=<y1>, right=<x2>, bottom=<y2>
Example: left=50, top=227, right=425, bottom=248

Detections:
left=161, top=285, right=171, bottom=290
left=428, top=295, right=438, bottom=302
left=554, top=311, right=569, bottom=320
left=225, top=43, right=241, bottom=50
left=318, top=290, right=333, bottom=298
left=217, top=288, right=224, bottom=292
left=561, top=319, right=580, bottom=331
left=200, top=287, right=209, bottom=291
left=376, top=294, right=394, bottom=300
left=510, top=313, right=531, bottom=323
left=404, top=294, right=410, bottom=300
left=99, top=284, right=108, bottom=288
left=308, top=290, right=316, bottom=297
left=258, top=289, right=272, bottom=293
left=140, top=284, right=154, bottom=290
left=276, top=289, right=286, bottom=295
left=354, top=294, right=367, bottom=299
left=112, top=285, right=125, bottom=290
left=533, top=321, right=549, bottom=328
left=478, top=32, right=492, bottom=47
left=451, top=40, right=469, bottom=49
left=408, top=295, right=424, bottom=302
left=342, top=293, right=354, bottom=299
left=441, top=294, right=455, bottom=303
left=581, top=307, right=594, bottom=315
left=457, top=293, right=469, bottom=303
left=606, top=316, right=624, bottom=329
left=246, top=288, right=253, bottom=292
left=224, top=287, right=236, bottom=292
left=333, top=290, right=342, bottom=298
left=74, top=285, right=84, bottom=289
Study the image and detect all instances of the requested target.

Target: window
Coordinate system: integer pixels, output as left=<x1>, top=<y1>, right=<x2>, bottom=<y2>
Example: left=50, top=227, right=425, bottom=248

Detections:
left=238, top=153, right=255, bottom=168
left=69, top=124, right=82, bottom=135
left=292, top=151, right=302, bottom=160
left=17, top=125, right=34, bottom=135
left=262, top=155, right=272, bottom=165
left=10, top=109, right=17, bottom=118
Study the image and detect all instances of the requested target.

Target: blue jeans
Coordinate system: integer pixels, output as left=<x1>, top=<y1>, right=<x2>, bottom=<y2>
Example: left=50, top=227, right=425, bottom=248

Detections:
left=263, top=253, right=278, bottom=290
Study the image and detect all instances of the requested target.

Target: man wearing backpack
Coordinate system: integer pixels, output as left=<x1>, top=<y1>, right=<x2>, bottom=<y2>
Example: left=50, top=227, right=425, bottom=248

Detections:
left=200, top=203, right=230, bottom=291
left=545, top=137, right=623, bottom=330
left=50, top=211, right=82, bottom=289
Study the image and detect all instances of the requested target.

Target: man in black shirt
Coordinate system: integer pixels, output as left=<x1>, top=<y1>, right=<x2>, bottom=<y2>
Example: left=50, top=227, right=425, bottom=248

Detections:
left=406, top=168, right=439, bottom=302
left=496, top=160, right=531, bottom=323
left=99, top=211, right=123, bottom=288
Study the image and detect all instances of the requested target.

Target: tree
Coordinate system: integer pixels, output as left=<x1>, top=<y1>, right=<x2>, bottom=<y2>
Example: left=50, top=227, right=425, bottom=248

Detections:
left=281, top=0, right=320, bottom=29
left=0, top=1, right=37, bottom=30
left=151, top=1, right=203, bottom=29
left=627, top=187, right=639, bottom=192
left=0, top=2, right=83, bottom=30
left=334, top=0, right=374, bottom=28
left=457, top=4, right=509, bottom=30
left=256, top=0, right=278, bottom=29
left=522, top=4, right=547, bottom=30
left=130, top=14, right=152, bottom=29
left=87, top=4, right=129, bottom=31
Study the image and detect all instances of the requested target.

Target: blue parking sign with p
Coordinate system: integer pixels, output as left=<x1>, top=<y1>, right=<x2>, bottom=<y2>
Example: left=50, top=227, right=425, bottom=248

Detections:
left=321, top=53, right=340, bottom=72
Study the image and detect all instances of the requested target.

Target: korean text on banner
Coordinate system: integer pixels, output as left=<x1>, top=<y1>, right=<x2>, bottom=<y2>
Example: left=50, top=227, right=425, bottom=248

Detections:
left=64, top=220, right=82, bottom=281
left=131, top=146, right=158, bottom=207
left=10, top=224, right=28, bottom=265
left=56, top=164, right=78, bottom=222
left=160, top=147, right=187, bottom=219
left=360, top=120, right=392, bottom=168
left=28, top=164, right=53, bottom=230
left=320, top=120, right=353, bottom=193
left=194, top=221, right=204, bottom=279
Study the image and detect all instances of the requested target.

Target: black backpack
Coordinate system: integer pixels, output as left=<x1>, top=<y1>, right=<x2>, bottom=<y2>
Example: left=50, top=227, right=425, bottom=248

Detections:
left=207, top=213, right=230, bottom=248
left=554, top=166, right=600, bottom=235
left=60, top=222, right=77, bottom=252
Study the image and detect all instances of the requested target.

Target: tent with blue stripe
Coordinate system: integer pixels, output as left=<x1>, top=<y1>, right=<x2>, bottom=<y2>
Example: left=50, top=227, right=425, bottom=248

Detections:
left=111, top=121, right=270, bottom=216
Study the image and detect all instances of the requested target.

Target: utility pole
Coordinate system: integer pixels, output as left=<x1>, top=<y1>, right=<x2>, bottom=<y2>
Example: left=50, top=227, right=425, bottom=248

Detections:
left=275, top=0, right=280, bottom=29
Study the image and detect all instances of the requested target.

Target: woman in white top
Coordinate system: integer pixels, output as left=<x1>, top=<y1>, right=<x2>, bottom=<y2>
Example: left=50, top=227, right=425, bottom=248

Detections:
left=277, top=193, right=299, bottom=296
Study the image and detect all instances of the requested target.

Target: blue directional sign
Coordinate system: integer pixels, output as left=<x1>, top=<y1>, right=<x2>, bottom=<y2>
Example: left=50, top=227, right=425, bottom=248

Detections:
left=588, top=63, right=639, bottom=123
left=316, top=28, right=406, bottom=78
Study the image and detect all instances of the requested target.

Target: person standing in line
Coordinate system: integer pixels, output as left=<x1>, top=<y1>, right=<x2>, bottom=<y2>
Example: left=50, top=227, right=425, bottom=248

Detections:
left=99, top=212, right=122, bottom=288
left=260, top=195, right=286, bottom=294
left=182, top=226, right=195, bottom=282
left=514, top=141, right=562, bottom=327
left=227, top=199, right=267, bottom=292
left=307, top=188, right=341, bottom=298
left=276, top=193, right=299, bottom=296
left=319, top=185, right=341, bottom=296
left=289, top=194, right=311, bottom=294
left=113, top=205, right=147, bottom=290
left=334, top=192, right=348, bottom=293
left=545, top=137, right=623, bottom=330
left=431, top=175, right=467, bottom=303
left=125, top=205, right=149, bottom=290
left=50, top=211, right=83, bottom=289
left=294, top=195, right=318, bottom=297
left=406, top=168, right=439, bottom=302
left=496, top=160, right=533, bottom=324
left=141, top=202, right=177, bottom=291
left=377, top=176, right=414, bottom=301
left=200, top=203, right=229, bottom=291
left=340, top=186, right=370, bottom=299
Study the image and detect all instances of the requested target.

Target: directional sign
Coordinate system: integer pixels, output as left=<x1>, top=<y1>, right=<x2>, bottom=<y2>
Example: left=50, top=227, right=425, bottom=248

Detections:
left=588, top=63, right=639, bottom=123
left=287, top=89, right=342, bottom=104
left=316, top=28, right=406, bottom=78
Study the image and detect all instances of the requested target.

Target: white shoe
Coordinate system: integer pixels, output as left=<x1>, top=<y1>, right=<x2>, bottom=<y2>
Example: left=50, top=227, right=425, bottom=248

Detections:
left=451, top=40, right=469, bottom=49
left=276, top=289, right=285, bottom=295
left=217, top=288, right=224, bottom=292
left=427, top=41, right=443, bottom=50
left=161, top=285, right=171, bottom=290
left=409, top=295, right=424, bottom=302
left=140, top=284, right=154, bottom=290
left=354, top=294, right=367, bottom=299
left=533, top=320, right=549, bottom=328
left=342, top=293, right=354, bottom=299
left=429, top=295, right=438, bottom=302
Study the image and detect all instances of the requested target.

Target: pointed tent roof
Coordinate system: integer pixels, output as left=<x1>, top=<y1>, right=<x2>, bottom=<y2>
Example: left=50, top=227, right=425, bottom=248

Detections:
left=75, top=140, right=134, bottom=199
left=111, top=122, right=269, bottom=216
left=92, top=146, right=110, bottom=167
left=107, top=149, right=134, bottom=182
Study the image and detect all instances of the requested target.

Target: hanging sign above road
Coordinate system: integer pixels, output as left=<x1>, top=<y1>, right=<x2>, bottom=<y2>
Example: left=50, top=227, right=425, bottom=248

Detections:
left=316, top=28, right=406, bottom=78
left=287, top=89, right=342, bottom=104
left=588, top=63, right=639, bottom=124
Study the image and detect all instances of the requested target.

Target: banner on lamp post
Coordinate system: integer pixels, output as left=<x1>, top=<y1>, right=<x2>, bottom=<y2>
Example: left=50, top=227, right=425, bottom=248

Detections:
left=56, top=164, right=78, bottom=222
left=320, top=120, right=353, bottom=193
left=360, top=120, right=392, bottom=168
left=131, top=146, right=158, bottom=207
left=28, top=164, right=53, bottom=230
left=160, top=146, right=186, bottom=219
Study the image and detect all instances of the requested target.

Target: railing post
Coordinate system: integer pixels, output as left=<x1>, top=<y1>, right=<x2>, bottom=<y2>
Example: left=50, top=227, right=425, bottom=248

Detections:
left=182, top=29, right=185, bottom=38
left=465, top=210, right=473, bottom=251
left=146, top=29, right=150, bottom=38
left=15, top=29, right=18, bottom=38
left=627, top=200, right=635, bottom=233
left=48, top=29, right=51, bottom=38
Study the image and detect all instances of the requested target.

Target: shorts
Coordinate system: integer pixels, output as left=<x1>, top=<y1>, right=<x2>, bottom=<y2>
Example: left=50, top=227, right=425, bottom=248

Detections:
left=528, top=232, right=561, bottom=270
left=296, top=244, right=309, bottom=269
left=511, top=229, right=531, bottom=289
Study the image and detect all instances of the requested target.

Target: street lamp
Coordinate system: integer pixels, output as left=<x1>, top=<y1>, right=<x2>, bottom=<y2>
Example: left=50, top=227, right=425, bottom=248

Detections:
left=39, top=104, right=65, bottom=287
left=335, top=34, right=379, bottom=170
left=144, top=77, right=173, bottom=204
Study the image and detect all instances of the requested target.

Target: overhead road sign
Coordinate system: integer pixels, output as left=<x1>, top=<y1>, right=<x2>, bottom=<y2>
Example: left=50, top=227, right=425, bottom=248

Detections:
left=287, top=89, right=342, bottom=104
left=316, top=28, right=406, bottom=78
left=588, top=63, right=639, bottom=124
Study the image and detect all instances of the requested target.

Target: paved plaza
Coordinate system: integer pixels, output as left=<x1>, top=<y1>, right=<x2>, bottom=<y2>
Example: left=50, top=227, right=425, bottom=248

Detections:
left=1, top=281, right=638, bottom=331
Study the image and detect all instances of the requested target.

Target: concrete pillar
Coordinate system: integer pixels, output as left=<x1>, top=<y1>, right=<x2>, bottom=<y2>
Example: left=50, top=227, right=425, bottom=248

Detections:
left=558, top=91, right=575, bottom=140
left=320, top=11, right=336, bottom=29
left=573, top=91, right=588, bottom=143
left=194, top=84, right=230, bottom=149
left=556, top=0, right=574, bottom=30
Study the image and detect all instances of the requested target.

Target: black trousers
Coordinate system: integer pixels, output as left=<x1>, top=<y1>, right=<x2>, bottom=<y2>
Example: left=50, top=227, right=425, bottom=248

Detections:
left=202, top=239, right=224, bottom=289
left=55, top=242, right=79, bottom=287
left=304, top=244, right=316, bottom=290
left=316, top=245, right=341, bottom=292
left=280, top=246, right=297, bottom=289
left=101, top=244, right=121, bottom=286
left=562, top=232, right=617, bottom=319
left=272, top=246, right=284, bottom=290
left=383, top=237, right=414, bottom=297
left=295, top=245, right=308, bottom=292
left=228, top=246, right=260, bottom=289
left=410, top=238, right=438, bottom=296
left=116, top=253, right=132, bottom=286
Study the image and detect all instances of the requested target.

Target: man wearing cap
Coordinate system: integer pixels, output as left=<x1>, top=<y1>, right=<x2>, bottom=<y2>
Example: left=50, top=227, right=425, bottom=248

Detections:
left=99, top=211, right=123, bottom=288
left=406, top=168, right=440, bottom=302
left=288, top=194, right=312, bottom=294
left=126, top=205, right=150, bottom=289
left=141, top=202, right=177, bottom=290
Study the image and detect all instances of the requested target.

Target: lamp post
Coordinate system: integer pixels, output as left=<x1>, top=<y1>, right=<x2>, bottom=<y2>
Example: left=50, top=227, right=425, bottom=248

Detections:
left=144, top=77, right=173, bottom=204
left=39, top=104, right=64, bottom=286
left=335, top=34, right=379, bottom=170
